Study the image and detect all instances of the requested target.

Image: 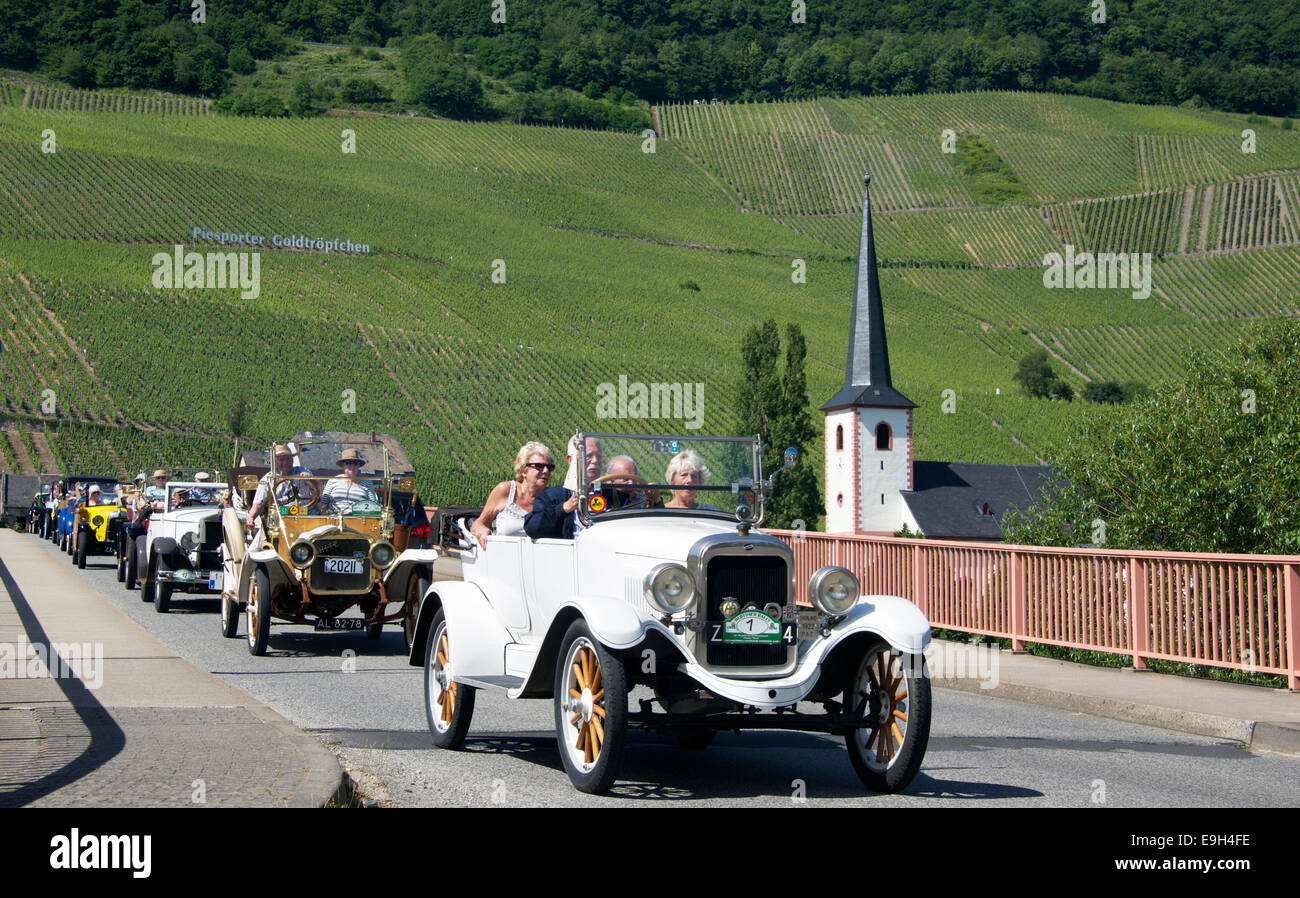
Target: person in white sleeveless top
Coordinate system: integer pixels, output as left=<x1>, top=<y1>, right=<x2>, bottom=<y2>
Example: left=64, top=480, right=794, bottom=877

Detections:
left=322, top=448, right=378, bottom=513
left=471, top=441, right=555, bottom=549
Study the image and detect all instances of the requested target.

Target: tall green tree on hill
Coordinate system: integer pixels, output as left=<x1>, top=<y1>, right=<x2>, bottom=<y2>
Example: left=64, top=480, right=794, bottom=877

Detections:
left=736, top=319, right=821, bottom=530
left=1006, top=320, right=1300, bottom=554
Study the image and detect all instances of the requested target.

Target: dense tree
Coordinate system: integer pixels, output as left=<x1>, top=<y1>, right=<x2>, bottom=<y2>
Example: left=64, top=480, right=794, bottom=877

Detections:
left=1006, top=321, right=1300, bottom=553
left=736, top=319, right=822, bottom=529
left=5, top=0, right=1298, bottom=119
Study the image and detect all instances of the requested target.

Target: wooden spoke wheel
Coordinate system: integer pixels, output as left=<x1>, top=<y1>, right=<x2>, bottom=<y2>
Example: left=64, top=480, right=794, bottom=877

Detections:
left=246, top=566, right=271, bottom=656
left=844, top=644, right=930, bottom=793
left=220, top=592, right=239, bottom=638
left=424, top=609, right=474, bottom=749
left=554, top=620, right=626, bottom=794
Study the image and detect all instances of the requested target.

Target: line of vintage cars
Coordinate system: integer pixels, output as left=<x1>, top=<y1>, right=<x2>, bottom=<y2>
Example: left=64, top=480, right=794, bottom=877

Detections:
left=28, top=429, right=933, bottom=796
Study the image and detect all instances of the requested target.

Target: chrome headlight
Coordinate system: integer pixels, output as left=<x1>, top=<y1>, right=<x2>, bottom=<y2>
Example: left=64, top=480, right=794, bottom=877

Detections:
left=808, top=566, right=859, bottom=615
left=180, top=532, right=198, bottom=552
left=643, top=563, right=696, bottom=615
left=289, top=540, right=315, bottom=569
left=369, top=540, right=396, bottom=569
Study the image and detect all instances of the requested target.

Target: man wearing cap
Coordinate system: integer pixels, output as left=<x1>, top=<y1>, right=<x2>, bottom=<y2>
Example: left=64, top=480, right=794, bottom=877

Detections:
left=246, top=445, right=313, bottom=529
left=86, top=483, right=104, bottom=505
left=190, top=471, right=215, bottom=504
left=321, top=448, right=378, bottom=514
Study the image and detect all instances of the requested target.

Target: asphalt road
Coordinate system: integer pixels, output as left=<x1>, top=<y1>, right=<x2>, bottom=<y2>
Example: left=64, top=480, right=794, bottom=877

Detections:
left=42, top=537, right=1300, bottom=808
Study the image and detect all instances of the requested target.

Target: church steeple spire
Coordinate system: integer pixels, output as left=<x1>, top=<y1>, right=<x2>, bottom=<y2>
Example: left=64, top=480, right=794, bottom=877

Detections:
left=822, top=172, right=915, bottom=411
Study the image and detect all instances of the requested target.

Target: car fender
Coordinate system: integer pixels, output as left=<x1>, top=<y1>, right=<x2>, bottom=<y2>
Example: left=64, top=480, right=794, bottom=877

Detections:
left=409, top=580, right=513, bottom=679
left=236, top=549, right=295, bottom=601
left=808, top=595, right=932, bottom=659
left=150, top=537, right=189, bottom=572
left=384, top=550, right=442, bottom=606
left=512, top=605, right=679, bottom=699
left=556, top=595, right=652, bottom=650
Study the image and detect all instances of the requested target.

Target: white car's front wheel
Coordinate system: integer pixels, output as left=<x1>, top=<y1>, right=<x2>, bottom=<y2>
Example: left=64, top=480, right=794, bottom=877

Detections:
left=844, top=643, right=931, bottom=793
left=424, top=609, right=474, bottom=748
left=554, top=620, right=627, bottom=794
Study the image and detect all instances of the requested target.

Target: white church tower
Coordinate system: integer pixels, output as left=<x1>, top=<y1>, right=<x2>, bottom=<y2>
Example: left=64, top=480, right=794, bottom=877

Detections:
left=822, top=172, right=915, bottom=534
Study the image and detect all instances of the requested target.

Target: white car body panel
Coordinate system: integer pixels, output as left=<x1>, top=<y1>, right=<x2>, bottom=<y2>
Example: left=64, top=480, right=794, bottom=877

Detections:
left=422, top=514, right=930, bottom=701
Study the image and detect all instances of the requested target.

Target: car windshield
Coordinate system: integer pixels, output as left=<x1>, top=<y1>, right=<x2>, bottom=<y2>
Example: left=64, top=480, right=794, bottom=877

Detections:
left=167, top=483, right=221, bottom=507
left=272, top=474, right=396, bottom=518
left=576, top=433, right=763, bottom=524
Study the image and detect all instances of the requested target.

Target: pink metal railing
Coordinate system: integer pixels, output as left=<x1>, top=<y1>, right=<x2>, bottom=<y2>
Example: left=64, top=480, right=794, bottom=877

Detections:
left=764, top=530, right=1300, bottom=690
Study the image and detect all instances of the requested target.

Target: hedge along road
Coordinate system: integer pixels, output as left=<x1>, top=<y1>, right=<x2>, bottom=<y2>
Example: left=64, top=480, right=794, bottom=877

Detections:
left=32, top=535, right=1300, bottom=809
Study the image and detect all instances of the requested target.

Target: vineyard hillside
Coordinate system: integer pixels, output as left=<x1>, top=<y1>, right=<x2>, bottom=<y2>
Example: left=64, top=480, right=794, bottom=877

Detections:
left=0, top=89, right=1297, bottom=517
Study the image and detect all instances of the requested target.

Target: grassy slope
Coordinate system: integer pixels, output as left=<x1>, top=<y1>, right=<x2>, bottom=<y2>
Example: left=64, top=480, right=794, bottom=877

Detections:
left=0, top=90, right=1297, bottom=510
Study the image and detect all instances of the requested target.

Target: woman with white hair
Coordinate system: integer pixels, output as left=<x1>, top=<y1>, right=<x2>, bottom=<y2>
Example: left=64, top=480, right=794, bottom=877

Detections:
left=471, top=441, right=555, bottom=548
left=664, top=449, right=710, bottom=509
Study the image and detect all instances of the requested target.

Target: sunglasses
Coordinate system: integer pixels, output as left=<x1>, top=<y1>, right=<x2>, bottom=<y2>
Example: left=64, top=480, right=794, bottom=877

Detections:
left=526, top=462, right=555, bottom=472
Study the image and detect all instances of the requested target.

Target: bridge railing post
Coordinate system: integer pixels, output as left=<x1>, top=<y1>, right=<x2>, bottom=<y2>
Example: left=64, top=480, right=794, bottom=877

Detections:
left=1285, top=562, right=1299, bottom=691
left=1129, top=556, right=1149, bottom=670
left=1010, top=548, right=1026, bottom=652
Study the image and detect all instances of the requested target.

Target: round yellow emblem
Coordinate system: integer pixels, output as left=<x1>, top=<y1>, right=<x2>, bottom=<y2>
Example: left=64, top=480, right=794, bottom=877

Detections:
left=589, top=494, right=607, bottom=513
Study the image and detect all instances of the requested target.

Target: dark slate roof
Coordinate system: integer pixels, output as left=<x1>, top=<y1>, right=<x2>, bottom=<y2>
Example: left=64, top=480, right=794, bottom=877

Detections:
left=822, top=172, right=915, bottom=412
left=901, top=462, right=1061, bottom=540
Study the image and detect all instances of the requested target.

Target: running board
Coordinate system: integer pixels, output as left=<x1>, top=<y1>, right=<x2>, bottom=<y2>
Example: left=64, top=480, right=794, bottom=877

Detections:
left=456, top=675, right=524, bottom=692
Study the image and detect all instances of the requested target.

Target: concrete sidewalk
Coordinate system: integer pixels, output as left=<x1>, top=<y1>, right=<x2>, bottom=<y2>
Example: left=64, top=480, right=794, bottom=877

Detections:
left=929, top=639, right=1300, bottom=756
left=0, top=529, right=343, bottom=808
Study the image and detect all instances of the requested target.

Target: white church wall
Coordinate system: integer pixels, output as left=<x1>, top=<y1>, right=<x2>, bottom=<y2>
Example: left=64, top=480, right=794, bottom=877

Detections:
left=856, top=408, right=912, bottom=532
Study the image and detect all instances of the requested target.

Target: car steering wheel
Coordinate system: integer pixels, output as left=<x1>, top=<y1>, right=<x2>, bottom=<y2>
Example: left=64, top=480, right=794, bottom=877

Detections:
left=276, top=477, right=319, bottom=511
left=590, top=473, right=661, bottom=509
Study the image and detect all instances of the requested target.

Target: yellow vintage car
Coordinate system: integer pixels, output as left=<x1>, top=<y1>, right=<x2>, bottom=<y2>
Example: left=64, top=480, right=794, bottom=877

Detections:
left=221, top=433, right=421, bottom=655
left=72, top=481, right=128, bottom=570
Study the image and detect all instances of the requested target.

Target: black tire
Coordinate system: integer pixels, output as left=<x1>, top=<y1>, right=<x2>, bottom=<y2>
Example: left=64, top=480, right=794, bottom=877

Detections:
left=844, top=644, right=931, bottom=793
left=142, top=554, right=156, bottom=603
left=155, top=580, right=172, bottom=614
left=125, top=536, right=140, bottom=591
left=424, top=608, right=475, bottom=749
left=220, top=593, right=239, bottom=638
left=246, top=566, right=271, bottom=656
left=116, top=534, right=127, bottom=582
left=554, top=619, right=627, bottom=794
left=404, top=575, right=429, bottom=653
left=76, top=531, right=88, bottom=568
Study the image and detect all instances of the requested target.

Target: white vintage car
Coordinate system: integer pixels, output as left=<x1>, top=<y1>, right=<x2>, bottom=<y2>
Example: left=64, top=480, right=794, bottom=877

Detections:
left=134, top=480, right=227, bottom=613
left=391, top=432, right=933, bottom=794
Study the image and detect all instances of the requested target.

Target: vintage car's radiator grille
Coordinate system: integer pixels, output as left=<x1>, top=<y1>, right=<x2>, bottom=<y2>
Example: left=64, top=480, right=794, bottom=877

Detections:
left=202, top=520, right=222, bottom=550
left=309, top=538, right=371, bottom=592
left=704, top=555, right=788, bottom=667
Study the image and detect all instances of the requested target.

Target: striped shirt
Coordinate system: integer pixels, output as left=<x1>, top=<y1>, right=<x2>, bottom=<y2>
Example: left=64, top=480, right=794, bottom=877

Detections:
left=322, top=477, right=378, bottom=514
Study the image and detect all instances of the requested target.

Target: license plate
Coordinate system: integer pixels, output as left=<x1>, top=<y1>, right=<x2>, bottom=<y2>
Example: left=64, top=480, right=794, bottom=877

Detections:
left=708, top=618, right=795, bottom=645
left=323, top=557, right=365, bottom=575
left=314, top=617, right=366, bottom=631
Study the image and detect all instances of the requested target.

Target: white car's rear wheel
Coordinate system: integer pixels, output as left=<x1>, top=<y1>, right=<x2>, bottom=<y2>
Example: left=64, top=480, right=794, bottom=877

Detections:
left=844, top=644, right=930, bottom=793
left=554, top=620, right=626, bottom=794
left=424, top=609, right=474, bottom=748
